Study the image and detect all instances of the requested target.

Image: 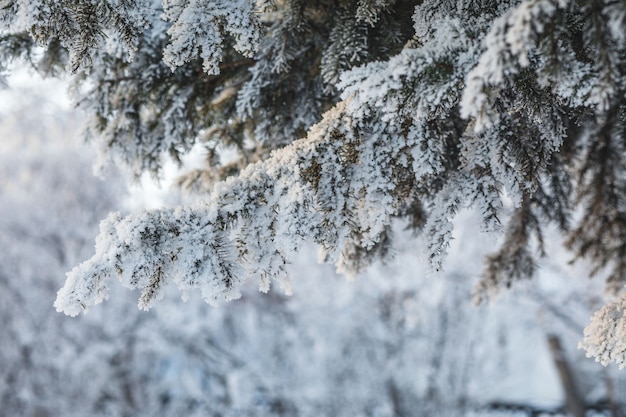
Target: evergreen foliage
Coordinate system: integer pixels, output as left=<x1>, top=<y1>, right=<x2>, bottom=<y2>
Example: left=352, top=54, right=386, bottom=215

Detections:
left=2, top=0, right=626, bottom=366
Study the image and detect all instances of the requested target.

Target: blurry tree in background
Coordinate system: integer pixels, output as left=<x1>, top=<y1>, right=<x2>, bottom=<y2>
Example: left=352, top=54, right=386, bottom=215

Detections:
left=2, top=0, right=626, bottom=399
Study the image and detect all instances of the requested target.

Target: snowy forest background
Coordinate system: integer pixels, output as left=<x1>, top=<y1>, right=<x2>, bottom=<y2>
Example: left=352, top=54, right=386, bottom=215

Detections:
left=1, top=73, right=626, bottom=417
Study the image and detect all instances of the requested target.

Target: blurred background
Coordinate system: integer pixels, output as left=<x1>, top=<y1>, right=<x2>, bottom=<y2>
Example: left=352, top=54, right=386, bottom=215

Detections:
left=0, top=72, right=624, bottom=417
